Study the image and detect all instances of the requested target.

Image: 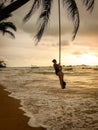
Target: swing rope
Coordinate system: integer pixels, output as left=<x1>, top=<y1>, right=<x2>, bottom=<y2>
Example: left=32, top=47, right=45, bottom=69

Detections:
left=58, top=0, right=61, bottom=65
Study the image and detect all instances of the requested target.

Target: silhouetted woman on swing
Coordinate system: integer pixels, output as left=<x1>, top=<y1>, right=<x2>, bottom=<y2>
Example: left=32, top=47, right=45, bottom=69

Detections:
left=52, top=59, right=66, bottom=89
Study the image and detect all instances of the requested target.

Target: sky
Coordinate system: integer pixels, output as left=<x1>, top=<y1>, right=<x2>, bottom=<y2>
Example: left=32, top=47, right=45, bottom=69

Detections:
left=0, top=0, right=98, bottom=67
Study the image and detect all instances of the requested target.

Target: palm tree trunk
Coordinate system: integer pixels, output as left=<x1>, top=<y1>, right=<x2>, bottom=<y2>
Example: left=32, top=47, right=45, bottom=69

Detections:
left=0, top=0, right=30, bottom=21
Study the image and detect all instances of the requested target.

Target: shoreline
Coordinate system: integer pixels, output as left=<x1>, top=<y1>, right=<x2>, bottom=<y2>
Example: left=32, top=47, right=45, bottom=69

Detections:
left=0, top=84, right=46, bottom=130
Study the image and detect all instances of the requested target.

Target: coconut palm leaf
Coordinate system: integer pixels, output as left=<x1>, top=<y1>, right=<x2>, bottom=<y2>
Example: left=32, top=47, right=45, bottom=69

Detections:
left=10, top=0, right=15, bottom=2
left=24, top=0, right=53, bottom=44
left=23, top=0, right=42, bottom=22
left=0, top=0, right=30, bottom=21
left=0, top=22, right=16, bottom=38
left=0, top=3, right=4, bottom=9
left=34, top=0, right=53, bottom=44
left=0, top=0, right=95, bottom=43
left=63, top=0, right=80, bottom=40
left=3, top=30, right=15, bottom=38
left=81, top=0, right=95, bottom=12
left=3, top=22, right=17, bottom=31
left=0, top=3, right=12, bottom=20
left=1, top=0, right=16, bottom=3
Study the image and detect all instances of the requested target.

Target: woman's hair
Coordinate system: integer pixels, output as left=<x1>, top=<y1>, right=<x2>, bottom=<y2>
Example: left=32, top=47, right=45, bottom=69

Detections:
left=52, top=59, right=57, bottom=63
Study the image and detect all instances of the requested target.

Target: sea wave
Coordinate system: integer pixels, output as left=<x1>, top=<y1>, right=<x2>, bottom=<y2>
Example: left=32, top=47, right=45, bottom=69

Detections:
left=0, top=67, right=98, bottom=130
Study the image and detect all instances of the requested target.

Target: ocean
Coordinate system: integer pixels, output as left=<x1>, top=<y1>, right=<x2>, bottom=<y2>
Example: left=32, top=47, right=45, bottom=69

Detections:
left=0, top=66, right=98, bottom=130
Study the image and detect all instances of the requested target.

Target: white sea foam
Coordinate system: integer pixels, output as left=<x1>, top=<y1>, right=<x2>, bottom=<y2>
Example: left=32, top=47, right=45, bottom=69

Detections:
left=0, top=67, right=98, bottom=130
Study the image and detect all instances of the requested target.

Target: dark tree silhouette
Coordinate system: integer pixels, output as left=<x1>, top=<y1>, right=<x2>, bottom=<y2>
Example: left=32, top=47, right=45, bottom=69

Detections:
left=0, top=0, right=30, bottom=21
left=0, top=0, right=95, bottom=43
left=0, top=21, right=16, bottom=38
left=0, top=3, right=16, bottom=37
left=0, top=61, right=6, bottom=68
left=24, top=0, right=94, bottom=44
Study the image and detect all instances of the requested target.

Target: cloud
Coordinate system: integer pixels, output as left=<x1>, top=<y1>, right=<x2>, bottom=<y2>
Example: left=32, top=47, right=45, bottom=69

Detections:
left=72, top=51, right=85, bottom=55
left=0, top=0, right=98, bottom=66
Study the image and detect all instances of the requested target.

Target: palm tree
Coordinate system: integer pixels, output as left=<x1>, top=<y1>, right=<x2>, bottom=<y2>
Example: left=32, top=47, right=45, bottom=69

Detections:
left=0, top=21, right=16, bottom=38
left=23, top=0, right=95, bottom=44
left=0, top=3, right=16, bottom=38
left=0, top=0, right=95, bottom=43
left=0, top=0, right=30, bottom=21
left=0, top=61, right=6, bottom=68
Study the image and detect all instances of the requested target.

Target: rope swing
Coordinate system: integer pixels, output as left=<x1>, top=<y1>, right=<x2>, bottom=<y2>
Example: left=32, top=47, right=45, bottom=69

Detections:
left=58, top=0, right=61, bottom=64
left=52, top=0, right=66, bottom=89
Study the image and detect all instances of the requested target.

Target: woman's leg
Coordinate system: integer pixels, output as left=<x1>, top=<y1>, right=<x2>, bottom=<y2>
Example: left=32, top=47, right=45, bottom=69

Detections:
left=58, top=72, right=64, bottom=89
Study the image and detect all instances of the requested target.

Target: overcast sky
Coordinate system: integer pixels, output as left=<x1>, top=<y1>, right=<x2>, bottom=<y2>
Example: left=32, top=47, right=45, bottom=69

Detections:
left=0, top=0, right=98, bottom=67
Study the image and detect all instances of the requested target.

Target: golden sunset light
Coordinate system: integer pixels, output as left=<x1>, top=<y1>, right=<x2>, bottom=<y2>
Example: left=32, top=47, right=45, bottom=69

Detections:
left=0, top=0, right=98, bottom=67
left=0, top=1, right=98, bottom=130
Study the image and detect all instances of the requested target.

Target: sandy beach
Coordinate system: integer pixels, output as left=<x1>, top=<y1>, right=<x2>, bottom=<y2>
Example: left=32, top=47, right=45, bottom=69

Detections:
left=0, top=85, right=46, bottom=130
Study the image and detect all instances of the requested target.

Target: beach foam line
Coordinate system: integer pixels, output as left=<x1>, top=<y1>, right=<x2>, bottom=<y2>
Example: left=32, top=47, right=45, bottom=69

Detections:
left=0, top=84, right=46, bottom=130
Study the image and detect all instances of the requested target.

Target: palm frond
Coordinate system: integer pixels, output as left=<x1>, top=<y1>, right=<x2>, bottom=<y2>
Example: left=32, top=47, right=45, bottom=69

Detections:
left=23, top=0, right=41, bottom=22
left=0, top=0, right=30, bottom=21
left=0, top=22, right=16, bottom=38
left=35, top=0, right=53, bottom=44
left=1, top=0, right=15, bottom=3
left=3, top=30, right=15, bottom=38
left=4, top=22, right=17, bottom=31
left=0, top=3, right=4, bottom=9
left=10, top=0, right=15, bottom=2
left=81, top=0, right=95, bottom=12
left=0, top=2, right=12, bottom=20
left=63, top=0, right=80, bottom=40
left=2, top=14, right=12, bottom=20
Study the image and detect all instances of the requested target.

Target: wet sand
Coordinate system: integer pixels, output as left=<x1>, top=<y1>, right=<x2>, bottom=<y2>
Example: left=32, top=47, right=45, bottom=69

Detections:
left=0, top=85, right=46, bottom=130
